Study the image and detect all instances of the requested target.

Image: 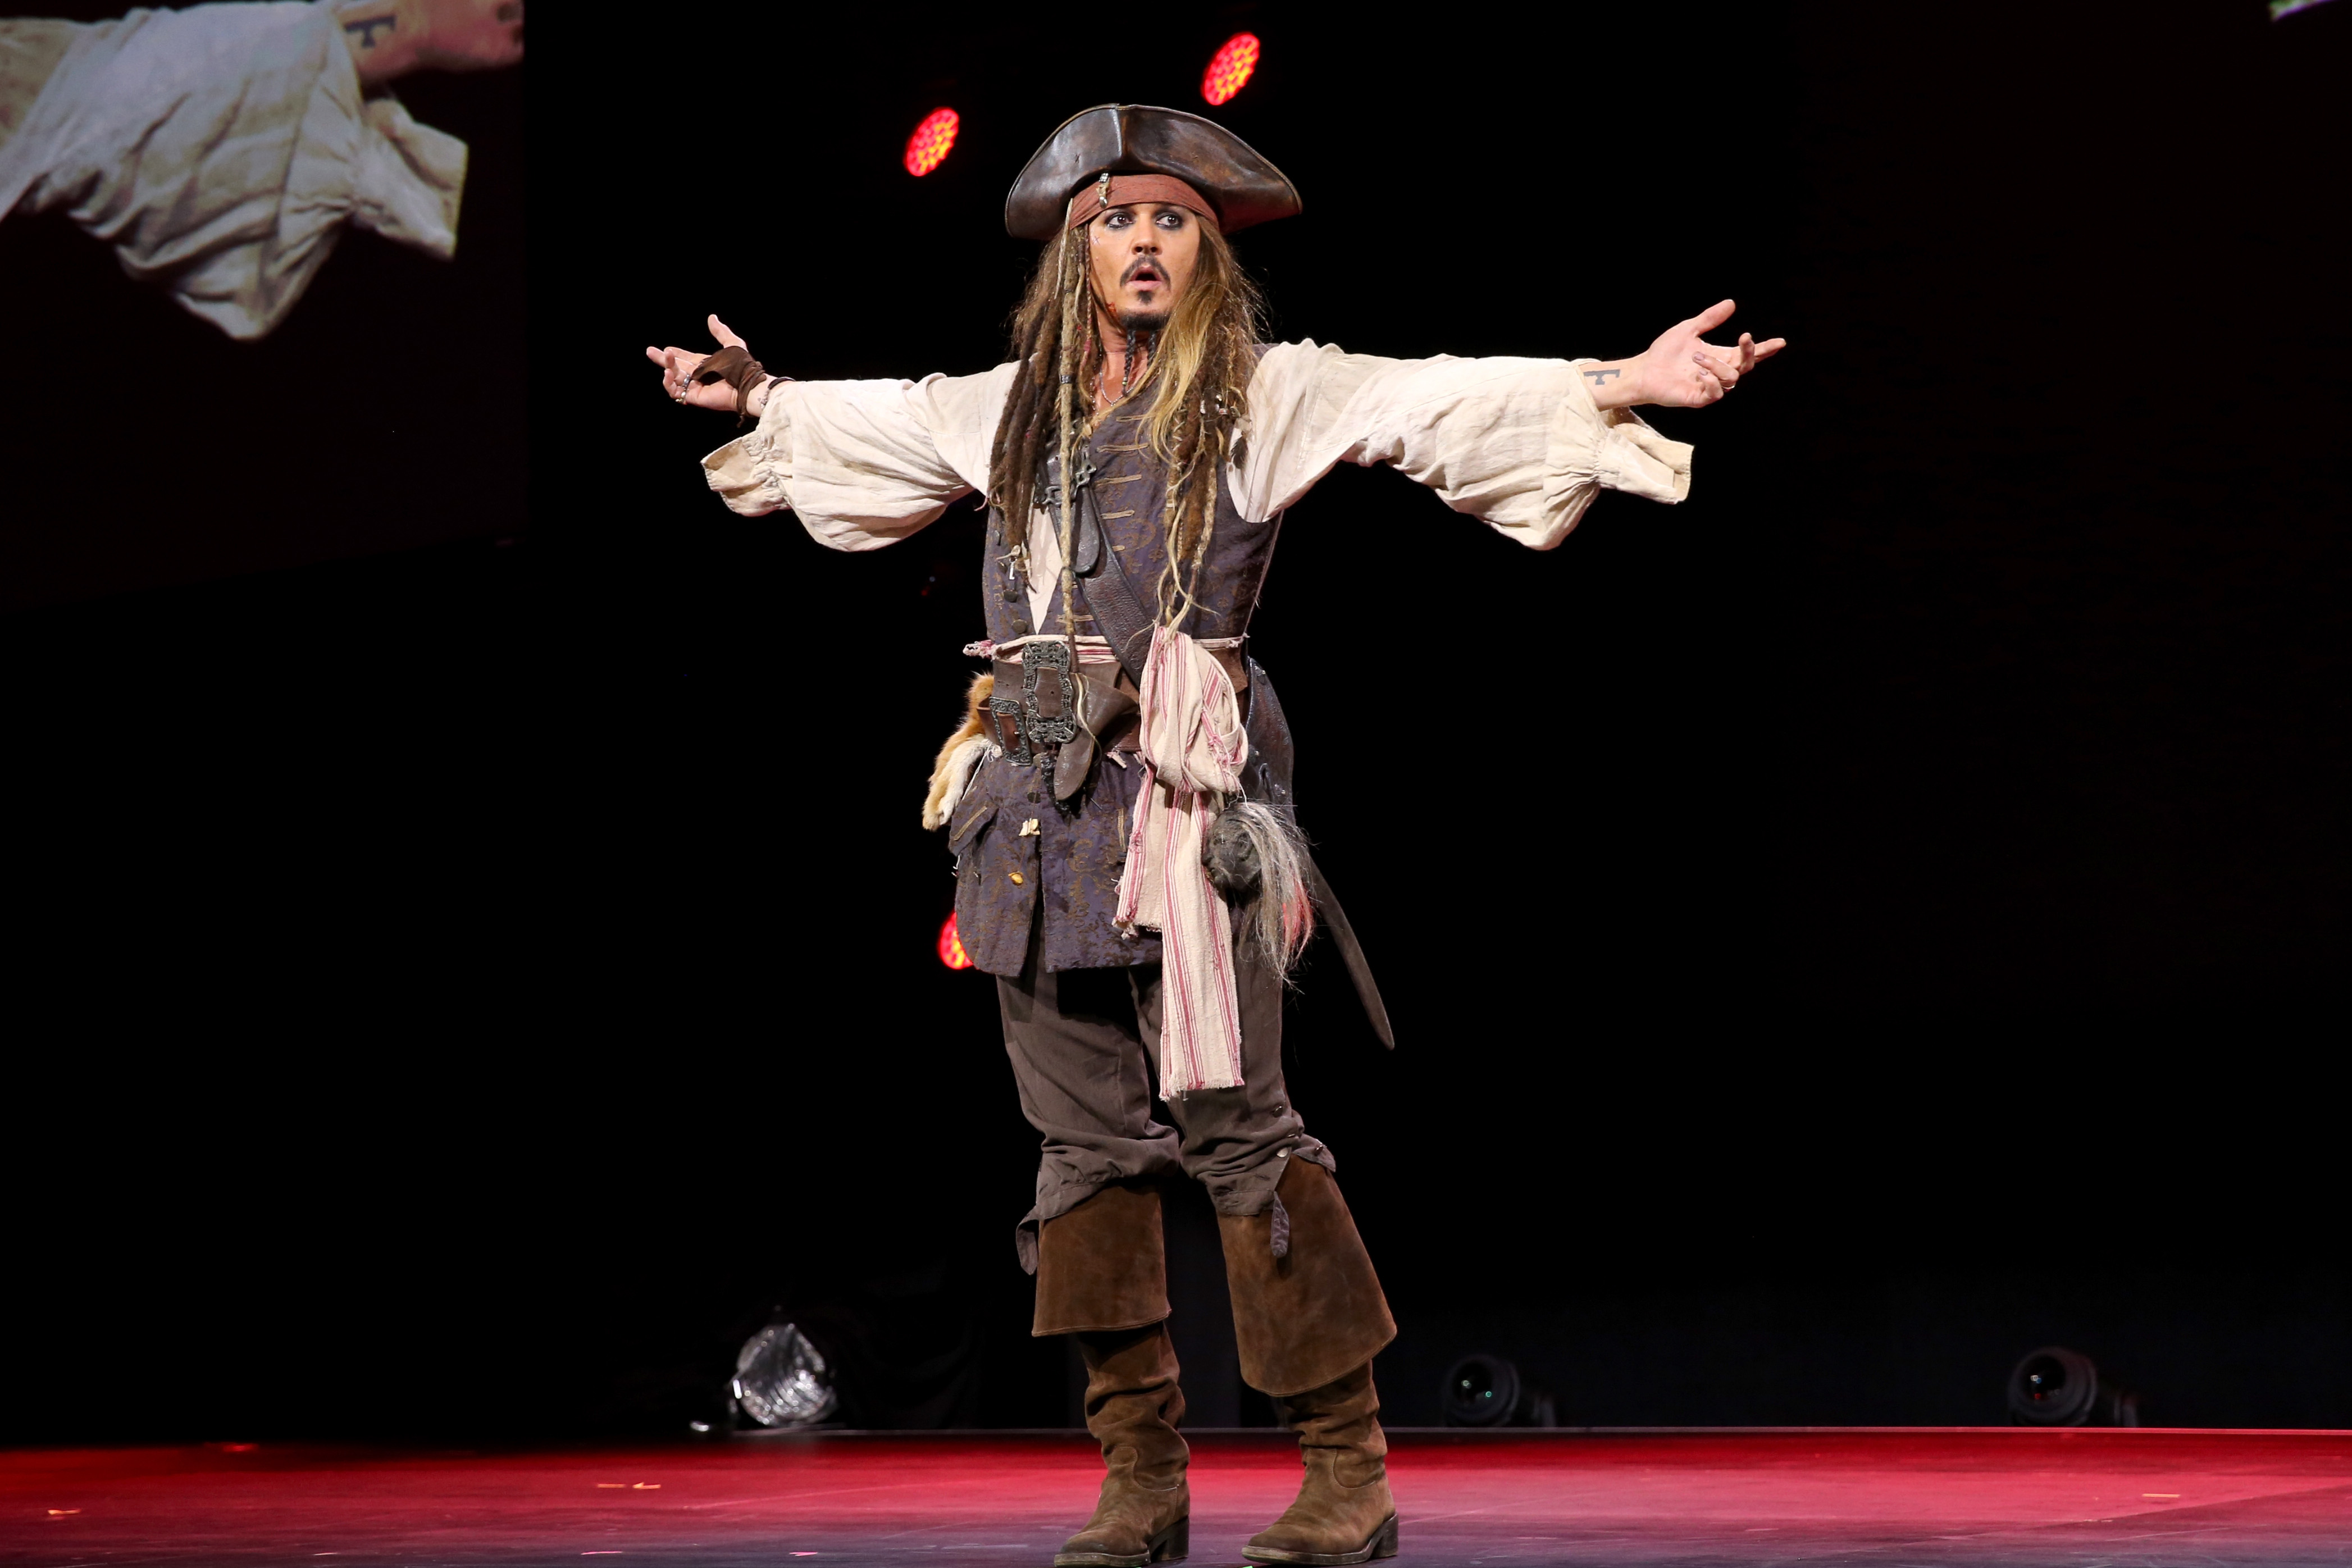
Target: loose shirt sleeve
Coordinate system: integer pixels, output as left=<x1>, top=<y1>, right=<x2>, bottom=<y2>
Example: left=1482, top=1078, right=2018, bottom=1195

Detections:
left=702, top=362, right=1019, bottom=551
left=0, top=2, right=467, bottom=342
left=1232, top=340, right=1695, bottom=549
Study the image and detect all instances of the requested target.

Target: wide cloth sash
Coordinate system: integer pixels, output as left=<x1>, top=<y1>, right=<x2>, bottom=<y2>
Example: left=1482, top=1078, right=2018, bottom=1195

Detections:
left=1114, top=626, right=1250, bottom=1096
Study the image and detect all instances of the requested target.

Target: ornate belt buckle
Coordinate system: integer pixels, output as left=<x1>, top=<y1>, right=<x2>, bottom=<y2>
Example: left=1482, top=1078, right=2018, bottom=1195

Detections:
left=1023, top=639, right=1079, bottom=753
left=988, top=694, right=1030, bottom=767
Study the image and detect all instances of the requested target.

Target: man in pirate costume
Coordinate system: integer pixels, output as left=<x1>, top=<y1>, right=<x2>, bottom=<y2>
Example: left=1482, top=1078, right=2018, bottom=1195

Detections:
left=649, top=105, right=1781, bottom=1567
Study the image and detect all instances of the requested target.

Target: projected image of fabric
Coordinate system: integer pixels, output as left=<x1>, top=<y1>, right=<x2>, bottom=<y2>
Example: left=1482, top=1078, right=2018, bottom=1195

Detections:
left=0, top=1, right=468, bottom=340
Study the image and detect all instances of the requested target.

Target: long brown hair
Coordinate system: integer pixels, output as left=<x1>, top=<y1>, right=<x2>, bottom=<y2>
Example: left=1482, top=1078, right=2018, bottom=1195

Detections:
left=986, top=208, right=1264, bottom=631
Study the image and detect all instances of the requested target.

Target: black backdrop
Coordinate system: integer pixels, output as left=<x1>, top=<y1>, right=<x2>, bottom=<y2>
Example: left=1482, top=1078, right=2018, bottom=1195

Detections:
left=5, top=1, right=2346, bottom=1444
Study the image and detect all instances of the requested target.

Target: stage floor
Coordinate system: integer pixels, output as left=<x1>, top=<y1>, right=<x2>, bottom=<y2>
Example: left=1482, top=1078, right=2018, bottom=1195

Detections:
left=4, top=1429, right=2348, bottom=1567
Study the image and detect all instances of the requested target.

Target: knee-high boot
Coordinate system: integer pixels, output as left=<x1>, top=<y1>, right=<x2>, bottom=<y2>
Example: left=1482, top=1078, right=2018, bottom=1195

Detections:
left=1039, top=1183, right=1189, bottom=1567
left=1219, top=1158, right=1399, bottom=1566
left=1245, top=1360, right=1394, bottom=1565
left=1055, top=1323, right=1192, bottom=1567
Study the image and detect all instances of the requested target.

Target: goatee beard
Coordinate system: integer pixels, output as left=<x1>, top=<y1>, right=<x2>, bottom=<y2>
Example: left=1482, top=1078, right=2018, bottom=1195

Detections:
left=1114, top=306, right=1171, bottom=335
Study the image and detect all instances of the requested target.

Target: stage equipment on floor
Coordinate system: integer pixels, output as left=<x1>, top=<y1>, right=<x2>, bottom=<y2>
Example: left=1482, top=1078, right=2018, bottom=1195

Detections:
left=1441, top=1353, right=1557, bottom=1427
left=904, top=108, right=959, bottom=177
left=1201, top=33, right=1261, bottom=105
left=732, top=1323, right=838, bottom=1429
left=2007, top=1345, right=2139, bottom=1426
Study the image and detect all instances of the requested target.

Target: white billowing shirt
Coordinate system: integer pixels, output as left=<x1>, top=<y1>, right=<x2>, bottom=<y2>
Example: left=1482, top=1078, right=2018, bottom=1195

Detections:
left=700, top=343, right=1695, bottom=557
left=0, top=2, right=466, bottom=341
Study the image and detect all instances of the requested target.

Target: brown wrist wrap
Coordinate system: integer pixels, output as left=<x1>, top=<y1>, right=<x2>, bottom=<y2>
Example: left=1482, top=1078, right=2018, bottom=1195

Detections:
left=690, top=344, right=771, bottom=426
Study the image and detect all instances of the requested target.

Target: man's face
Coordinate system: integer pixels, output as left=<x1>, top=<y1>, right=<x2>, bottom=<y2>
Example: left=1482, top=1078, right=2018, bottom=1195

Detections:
left=1087, top=202, right=1203, bottom=332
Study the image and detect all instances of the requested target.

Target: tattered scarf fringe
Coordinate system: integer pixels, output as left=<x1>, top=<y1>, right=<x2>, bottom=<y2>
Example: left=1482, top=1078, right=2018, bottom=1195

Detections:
left=1115, top=626, right=1250, bottom=1096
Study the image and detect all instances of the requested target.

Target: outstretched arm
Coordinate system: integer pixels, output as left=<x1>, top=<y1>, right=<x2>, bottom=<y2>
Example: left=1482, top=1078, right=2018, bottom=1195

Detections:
left=1575, top=299, right=1786, bottom=411
left=653, top=313, right=1020, bottom=549
left=1, top=2, right=489, bottom=340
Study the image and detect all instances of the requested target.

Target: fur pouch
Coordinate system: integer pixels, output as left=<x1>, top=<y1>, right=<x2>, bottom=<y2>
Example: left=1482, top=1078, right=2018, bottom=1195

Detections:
left=923, top=672, right=999, bottom=829
left=1202, top=799, right=1317, bottom=976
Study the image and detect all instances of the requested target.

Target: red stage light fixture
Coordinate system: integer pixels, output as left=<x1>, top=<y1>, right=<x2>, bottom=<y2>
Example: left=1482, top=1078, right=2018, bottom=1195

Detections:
left=937, top=911, right=973, bottom=969
left=904, top=108, right=959, bottom=177
left=1201, top=33, right=1260, bottom=106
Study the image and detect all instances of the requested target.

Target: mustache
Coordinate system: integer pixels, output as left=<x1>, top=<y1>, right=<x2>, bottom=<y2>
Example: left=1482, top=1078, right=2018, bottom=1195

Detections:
left=1120, top=257, right=1168, bottom=286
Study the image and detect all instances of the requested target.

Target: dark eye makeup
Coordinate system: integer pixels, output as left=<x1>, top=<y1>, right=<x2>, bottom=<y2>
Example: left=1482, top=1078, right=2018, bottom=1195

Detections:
left=1099, top=208, right=1188, bottom=231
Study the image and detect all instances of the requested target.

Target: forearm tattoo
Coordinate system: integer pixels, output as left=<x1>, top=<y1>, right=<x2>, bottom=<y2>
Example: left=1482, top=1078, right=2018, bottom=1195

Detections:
left=343, top=13, right=396, bottom=45
left=1582, top=367, right=1621, bottom=385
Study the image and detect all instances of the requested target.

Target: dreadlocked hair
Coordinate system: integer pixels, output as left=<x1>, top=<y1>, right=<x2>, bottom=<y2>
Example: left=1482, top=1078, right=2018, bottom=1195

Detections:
left=1136, top=222, right=1261, bottom=625
left=987, top=212, right=1090, bottom=563
left=986, top=212, right=1264, bottom=631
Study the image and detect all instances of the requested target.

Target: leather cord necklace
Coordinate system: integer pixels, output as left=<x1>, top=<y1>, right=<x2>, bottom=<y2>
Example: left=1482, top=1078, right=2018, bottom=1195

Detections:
left=1092, top=327, right=1157, bottom=408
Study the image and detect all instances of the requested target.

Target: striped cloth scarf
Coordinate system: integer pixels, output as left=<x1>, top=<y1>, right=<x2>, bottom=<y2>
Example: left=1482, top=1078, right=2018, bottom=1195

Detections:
left=1115, top=626, right=1251, bottom=1096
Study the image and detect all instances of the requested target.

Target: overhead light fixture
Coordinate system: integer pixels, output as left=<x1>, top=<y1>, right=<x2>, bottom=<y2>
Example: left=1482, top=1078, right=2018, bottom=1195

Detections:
left=904, top=108, right=959, bottom=177
left=732, top=1323, right=838, bottom=1429
left=2007, top=1345, right=2140, bottom=1426
left=1201, top=33, right=1260, bottom=107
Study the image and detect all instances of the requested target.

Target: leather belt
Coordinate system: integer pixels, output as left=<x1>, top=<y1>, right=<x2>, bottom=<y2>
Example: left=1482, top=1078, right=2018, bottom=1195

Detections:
left=983, top=650, right=1142, bottom=788
left=986, top=650, right=1087, bottom=764
left=985, top=641, right=1245, bottom=770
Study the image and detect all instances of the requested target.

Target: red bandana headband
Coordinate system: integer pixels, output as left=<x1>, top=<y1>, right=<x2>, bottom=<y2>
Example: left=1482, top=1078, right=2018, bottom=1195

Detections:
left=1066, top=173, right=1221, bottom=232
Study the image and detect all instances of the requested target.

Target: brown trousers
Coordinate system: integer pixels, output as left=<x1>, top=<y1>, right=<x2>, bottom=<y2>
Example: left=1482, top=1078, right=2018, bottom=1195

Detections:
left=1001, top=936, right=1321, bottom=1273
left=1000, top=935, right=1396, bottom=1396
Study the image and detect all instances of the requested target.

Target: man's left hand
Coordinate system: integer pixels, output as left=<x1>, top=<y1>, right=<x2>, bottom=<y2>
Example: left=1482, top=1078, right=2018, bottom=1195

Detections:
left=1584, top=299, right=1785, bottom=411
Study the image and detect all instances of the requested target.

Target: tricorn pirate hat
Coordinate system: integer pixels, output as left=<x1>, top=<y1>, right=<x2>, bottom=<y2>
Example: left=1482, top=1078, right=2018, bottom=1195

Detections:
left=1004, top=103, right=1301, bottom=241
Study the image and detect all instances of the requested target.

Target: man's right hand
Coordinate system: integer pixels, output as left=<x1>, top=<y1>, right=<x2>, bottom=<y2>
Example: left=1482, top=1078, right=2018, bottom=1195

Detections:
left=645, top=315, right=765, bottom=416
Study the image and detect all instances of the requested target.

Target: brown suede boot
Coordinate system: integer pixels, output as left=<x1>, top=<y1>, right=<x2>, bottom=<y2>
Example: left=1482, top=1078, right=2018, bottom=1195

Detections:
left=1055, top=1322, right=1191, bottom=1567
left=1217, top=1159, right=1396, bottom=1397
left=1035, top=1182, right=1170, bottom=1337
left=1242, top=1360, right=1396, bottom=1565
left=1220, top=1159, right=1399, bottom=1566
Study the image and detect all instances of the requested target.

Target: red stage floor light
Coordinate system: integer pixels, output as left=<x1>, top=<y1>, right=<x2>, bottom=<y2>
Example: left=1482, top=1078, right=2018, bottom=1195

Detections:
left=3, top=1428, right=2348, bottom=1566
left=937, top=911, right=972, bottom=969
left=1202, top=33, right=1260, bottom=107
left=904, top=108, right=958, bottom=177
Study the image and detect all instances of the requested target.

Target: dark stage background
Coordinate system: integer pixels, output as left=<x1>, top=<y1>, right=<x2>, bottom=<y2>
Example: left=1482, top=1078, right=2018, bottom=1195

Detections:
left=6, top=2, right=2346, bottom=1446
